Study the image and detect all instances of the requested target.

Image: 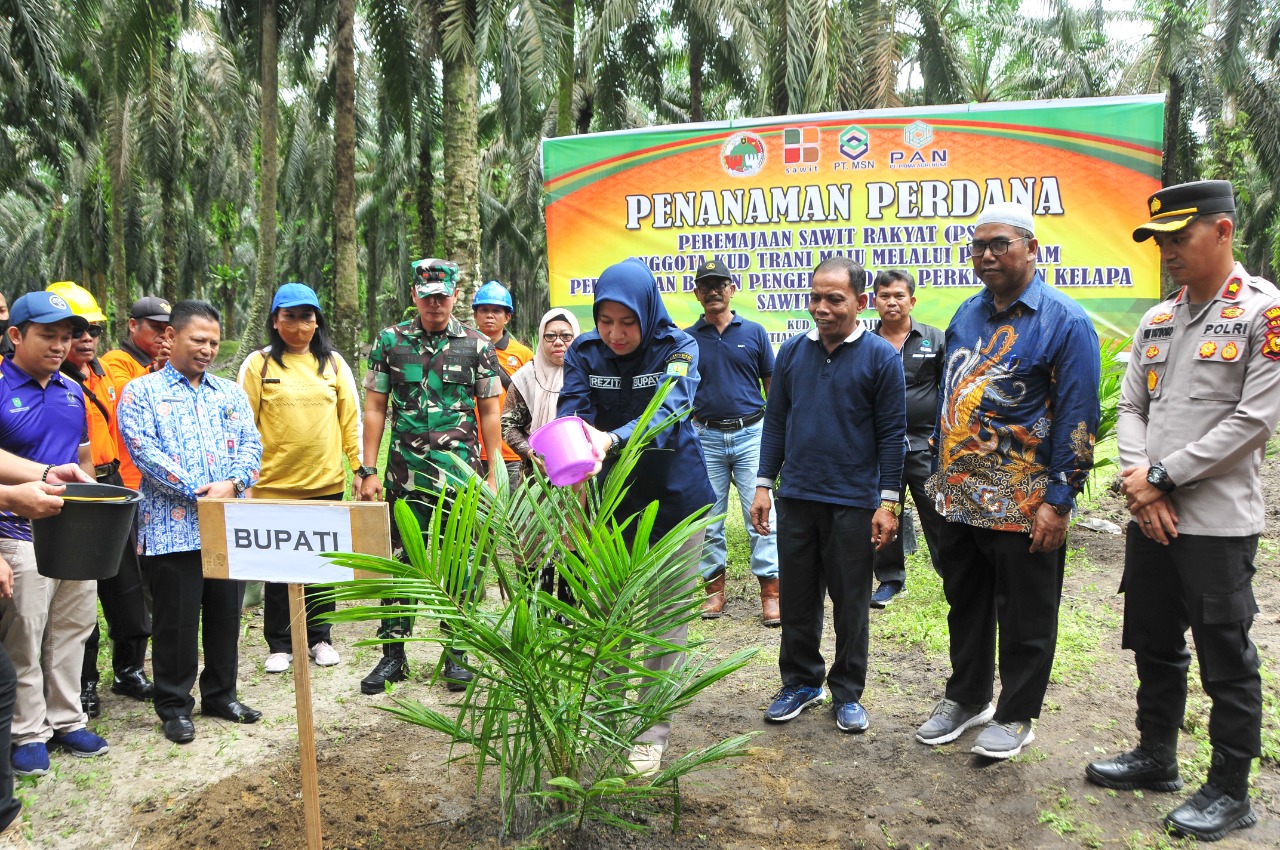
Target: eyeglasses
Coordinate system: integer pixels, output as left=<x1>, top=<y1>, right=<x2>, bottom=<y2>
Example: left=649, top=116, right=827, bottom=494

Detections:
left=72, top=326, right=104, bottom=339
left=968, top=237, right=1030, bottom=257
left=695, top=279, right=730, bottom=292
left=542, top=332, right=575, bottom=344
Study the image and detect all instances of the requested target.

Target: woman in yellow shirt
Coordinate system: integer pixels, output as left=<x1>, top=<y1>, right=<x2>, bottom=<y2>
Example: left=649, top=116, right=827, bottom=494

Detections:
left=238, top=283, right=361, bottom=673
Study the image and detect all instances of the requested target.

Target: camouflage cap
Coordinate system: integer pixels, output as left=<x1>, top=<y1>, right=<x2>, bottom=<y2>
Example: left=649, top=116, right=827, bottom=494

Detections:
left=412, top=259, right=459, bottom=297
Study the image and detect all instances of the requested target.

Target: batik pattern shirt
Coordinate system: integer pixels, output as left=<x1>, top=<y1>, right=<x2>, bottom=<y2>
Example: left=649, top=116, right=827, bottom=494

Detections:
left=117, top=364, right=262, bottom=555
left=364, top=316, right=501, bottom=496
left=928, top=273, right=1100, bottom=532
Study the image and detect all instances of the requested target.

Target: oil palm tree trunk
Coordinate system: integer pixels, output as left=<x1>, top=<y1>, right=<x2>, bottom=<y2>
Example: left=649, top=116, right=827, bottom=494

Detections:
left=333, top=0, right=359, bottom=357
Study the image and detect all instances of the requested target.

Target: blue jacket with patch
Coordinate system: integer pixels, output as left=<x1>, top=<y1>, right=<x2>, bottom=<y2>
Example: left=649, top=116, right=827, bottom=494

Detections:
left=558, top=258, right=713, bottom=538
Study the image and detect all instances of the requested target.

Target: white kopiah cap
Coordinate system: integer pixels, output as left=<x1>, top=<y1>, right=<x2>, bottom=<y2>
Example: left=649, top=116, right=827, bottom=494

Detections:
left=975, top=201, right=1035, bottom=235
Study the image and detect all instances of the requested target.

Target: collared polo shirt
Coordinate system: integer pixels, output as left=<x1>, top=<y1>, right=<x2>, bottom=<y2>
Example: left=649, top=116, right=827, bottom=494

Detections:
left=0, top=357, right=88, bottom=540
left=684, top=312, right=774, bottom=422
left=873, top=319, right=944, bottom=451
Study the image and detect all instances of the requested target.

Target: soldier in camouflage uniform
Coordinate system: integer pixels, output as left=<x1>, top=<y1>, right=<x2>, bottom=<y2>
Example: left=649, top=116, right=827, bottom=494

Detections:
left=354, top=258, right=503, bottom=695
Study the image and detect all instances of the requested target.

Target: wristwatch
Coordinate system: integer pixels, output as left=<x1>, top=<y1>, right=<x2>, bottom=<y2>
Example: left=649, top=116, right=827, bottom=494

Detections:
left=1046, top=501, right=1073, bottom=517
left=606, top=432, right=622, bottom=457
left=228, top=477, right=247, bottom=495
left=1147, top=462, right=1176, bottom=494
left=878, top=499, right=901, bottom=516
left=356, top=466, right=379, bottom=479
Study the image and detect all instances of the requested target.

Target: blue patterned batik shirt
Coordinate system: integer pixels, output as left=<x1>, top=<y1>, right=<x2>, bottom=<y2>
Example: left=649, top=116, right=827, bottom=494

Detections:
left=116, top=363, right=262, bottom=556
left=927, top=272, right=1101, bottom=532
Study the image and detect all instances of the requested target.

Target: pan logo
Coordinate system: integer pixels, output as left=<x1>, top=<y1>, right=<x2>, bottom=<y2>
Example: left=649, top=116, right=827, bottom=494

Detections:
left=720, top=132, right=766, bottom=177
left=835, top=124, right=874, bottom=171
left=890, top=120, right=948, bottom=169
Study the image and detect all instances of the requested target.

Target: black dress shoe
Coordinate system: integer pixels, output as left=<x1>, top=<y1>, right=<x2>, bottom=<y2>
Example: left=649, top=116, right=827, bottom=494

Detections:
left=201, top=700, right=262, bottom=724
left=81, top=680, right=101, bottom=718
left=111, top=668, right=155, bottom=701
left=163, top=716, right=195, bottom=744
left=360, top=655, right=409, bottom=695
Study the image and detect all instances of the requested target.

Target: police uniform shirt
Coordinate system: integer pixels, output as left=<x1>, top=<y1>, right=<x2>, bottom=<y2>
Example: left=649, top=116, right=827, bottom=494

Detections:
left=1117, top=262, right=1280, bottom=536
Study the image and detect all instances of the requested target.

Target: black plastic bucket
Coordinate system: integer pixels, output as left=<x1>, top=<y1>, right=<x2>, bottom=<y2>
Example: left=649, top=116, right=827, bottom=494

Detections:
left=31, top=482, right=141, bottom=581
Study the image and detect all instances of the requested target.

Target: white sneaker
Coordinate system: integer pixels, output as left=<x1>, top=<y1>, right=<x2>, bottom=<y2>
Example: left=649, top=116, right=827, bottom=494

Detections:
left=264, top=652, right=292, bottom=673
left=309, top=642, right=340, bottom=667
left=627, top=742, right=665, bottom=777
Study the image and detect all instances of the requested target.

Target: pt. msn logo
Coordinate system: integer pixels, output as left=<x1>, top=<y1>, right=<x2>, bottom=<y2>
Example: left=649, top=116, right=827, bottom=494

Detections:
left=889, top=120, right=948, bottom=169
left=835, top=125, right=874, bottom=171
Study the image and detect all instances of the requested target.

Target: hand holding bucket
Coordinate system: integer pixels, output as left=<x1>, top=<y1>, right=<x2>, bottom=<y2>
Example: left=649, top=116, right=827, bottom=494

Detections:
left=528, top=416, right=602, bottom=486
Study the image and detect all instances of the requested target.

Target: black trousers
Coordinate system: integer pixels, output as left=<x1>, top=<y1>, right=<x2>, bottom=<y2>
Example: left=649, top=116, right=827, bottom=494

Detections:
left=0, top=643, right=20, bottom=832
left=143, top=550, right=244, bottom=720
left=82, top=471, right=152, bottom=684
left=872, top=448, right=946, bottom=587
left=262, top=491, right=341, bottom=654
left=935, top=519, right=1065, bottom=722
left=776, top=497, right=873, bottom=704
left=263, top=582, right=334, bottom=654
left=1122, top=526, right=1261, bottom=759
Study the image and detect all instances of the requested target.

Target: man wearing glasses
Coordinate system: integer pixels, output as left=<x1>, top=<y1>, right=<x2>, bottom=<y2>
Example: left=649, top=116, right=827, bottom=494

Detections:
left=683, top=259, right=779, bottom=626
left=0, top=292, right=106, bottom=777
left=916, top=202, right=1099, bottom=759
left=356, top=259, right=503, bottom=695
left=46, top=284, right=153, bottom=723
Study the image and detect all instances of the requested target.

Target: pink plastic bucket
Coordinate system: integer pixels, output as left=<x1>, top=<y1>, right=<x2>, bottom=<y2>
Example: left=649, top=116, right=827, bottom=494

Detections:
left=529, top=416, right=598, bottom=486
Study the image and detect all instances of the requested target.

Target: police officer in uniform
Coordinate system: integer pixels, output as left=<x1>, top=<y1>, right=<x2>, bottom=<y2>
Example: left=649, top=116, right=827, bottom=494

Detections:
left=1085, top=180, right=1280, bottom=841
left=356, top=259, right=503, bottom=695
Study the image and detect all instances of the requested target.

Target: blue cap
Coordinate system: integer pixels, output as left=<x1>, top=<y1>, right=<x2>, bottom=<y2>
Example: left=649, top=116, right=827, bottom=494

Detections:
left=10, top=292, right=89, bottom=329
left=271, top=283, right=322, bottom=313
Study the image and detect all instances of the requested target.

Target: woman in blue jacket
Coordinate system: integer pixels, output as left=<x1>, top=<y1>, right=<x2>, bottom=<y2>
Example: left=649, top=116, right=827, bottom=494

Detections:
left=557, top=257, right=714, bottom=776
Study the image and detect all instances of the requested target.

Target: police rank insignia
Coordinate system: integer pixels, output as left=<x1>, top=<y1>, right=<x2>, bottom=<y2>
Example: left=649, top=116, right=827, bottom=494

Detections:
left=1265, top=306, right=1280, bottom=323
left=1223, top=278, right=1242, bottom=300
left=1147, top=370, right=1158, bottom=392
left=1149, top=312, right=1173, bottom=325
left=1222, top=342, right=1240, bottom=361
left=1220, top=306, right=1245, bottom=319
left=1198, top=341, right=1217, bottom=359
left=1144, top=345, right=1160, bottom=359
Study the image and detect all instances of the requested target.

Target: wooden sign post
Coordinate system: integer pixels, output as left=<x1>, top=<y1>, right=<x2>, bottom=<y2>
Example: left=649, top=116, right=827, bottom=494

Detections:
left=198, top=499, right=391, bottom=850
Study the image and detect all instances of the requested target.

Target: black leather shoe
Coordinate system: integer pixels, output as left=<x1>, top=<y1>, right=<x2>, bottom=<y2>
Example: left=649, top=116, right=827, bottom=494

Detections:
left=442, top=651, right=473, bottom=693
left=1086, top=745, right=1183, bottom=791
left=201, top=700, right=262, bottom=724
left=1164, top=785, right=1257, bottom=841
left=360, top=655, right=409, bottom=695
left=81, top=680, right=101, bottom=718
left=162, top=716, right=195, bottom=744
left=111, top=667, right=155, bottom=701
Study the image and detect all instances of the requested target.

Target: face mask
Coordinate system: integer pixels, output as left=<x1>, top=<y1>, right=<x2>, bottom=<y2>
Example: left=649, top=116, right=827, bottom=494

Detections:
left=278, top=322, right=315, bottom=351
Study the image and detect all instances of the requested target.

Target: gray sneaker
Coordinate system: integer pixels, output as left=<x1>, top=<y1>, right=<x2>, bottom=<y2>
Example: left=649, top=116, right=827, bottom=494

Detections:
left=915, top=699, right=995, bottom=745
left=971, top=720, right=1035, bottom=759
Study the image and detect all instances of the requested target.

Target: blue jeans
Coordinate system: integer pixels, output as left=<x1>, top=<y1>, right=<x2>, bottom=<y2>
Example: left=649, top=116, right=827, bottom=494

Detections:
left=695, top=419, right=778, bottom=581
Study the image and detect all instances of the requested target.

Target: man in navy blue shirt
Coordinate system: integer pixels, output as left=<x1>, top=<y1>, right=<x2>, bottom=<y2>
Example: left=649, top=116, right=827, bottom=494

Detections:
left=751, top=256, right=906, bottom=734
left=0, top=292, right=106, bottom=779
left=684, top=259, right=779, bottom=626
left=917, top=202, right=1099, bottom=760
left=869, top=270, right=946, bottom=608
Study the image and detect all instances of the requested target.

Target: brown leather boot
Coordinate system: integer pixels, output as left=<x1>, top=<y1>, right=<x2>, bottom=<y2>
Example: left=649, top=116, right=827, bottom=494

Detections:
left=701, top=571, right=726, bottom=618
left=758, top=576, right=781, bottom=627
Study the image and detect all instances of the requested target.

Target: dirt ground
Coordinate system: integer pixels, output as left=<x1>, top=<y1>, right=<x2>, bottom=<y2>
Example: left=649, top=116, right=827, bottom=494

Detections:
left=16, top=467, right=1280, bottom=850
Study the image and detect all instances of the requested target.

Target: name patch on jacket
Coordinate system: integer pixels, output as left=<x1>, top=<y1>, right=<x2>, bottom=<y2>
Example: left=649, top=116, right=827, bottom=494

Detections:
left=590, top=375, right=622, bottom=389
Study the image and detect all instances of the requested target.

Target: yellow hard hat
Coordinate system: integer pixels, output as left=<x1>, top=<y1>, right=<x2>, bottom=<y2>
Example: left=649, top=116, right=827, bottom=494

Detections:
left=46, top=281, right=107, bottom=323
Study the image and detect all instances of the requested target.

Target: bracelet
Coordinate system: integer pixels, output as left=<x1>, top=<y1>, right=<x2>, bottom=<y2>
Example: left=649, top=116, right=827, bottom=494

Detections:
left=40, top=464, right=53, bottom=483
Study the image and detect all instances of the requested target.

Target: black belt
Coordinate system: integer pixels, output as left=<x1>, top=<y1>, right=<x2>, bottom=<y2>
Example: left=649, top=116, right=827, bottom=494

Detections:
left=697, top=409, right=765, bottom=431
left=95, top=459, right=120, bottom=480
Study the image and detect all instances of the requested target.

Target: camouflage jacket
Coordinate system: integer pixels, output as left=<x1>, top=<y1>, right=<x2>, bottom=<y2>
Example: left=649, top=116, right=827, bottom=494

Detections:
left=364, top=316, right=501, bottom=495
